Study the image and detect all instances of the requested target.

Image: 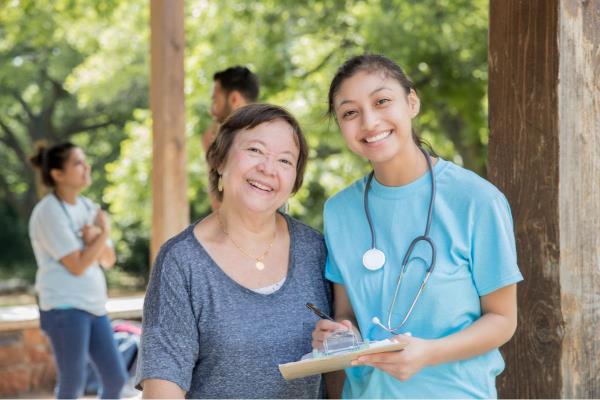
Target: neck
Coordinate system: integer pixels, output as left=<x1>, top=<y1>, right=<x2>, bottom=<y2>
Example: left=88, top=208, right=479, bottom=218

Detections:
left=54, top=186, right=79, bottom=205
left=372, top=144, right=432, bottom=186
left=217, top=204, right=278, bottom=243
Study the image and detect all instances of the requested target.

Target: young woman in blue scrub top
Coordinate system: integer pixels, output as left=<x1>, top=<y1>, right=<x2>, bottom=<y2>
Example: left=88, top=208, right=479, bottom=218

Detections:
left=29, top=143, right=127, bottom=398
left=312, top=54, right=523, bottom=398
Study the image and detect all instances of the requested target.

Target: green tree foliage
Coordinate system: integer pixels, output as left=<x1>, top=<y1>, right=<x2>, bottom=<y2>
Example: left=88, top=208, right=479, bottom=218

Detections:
left=1, top=0, right=488, bottom=284
left=184, top=0, right=489, bottom=228
left=0, top=0, right=148, bottom=278
left=0, top=0, right=148, bottom=216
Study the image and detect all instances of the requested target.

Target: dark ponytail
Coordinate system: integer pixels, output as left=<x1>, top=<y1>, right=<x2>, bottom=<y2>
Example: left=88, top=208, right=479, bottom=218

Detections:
left=30, top=142, right=77, bottom=187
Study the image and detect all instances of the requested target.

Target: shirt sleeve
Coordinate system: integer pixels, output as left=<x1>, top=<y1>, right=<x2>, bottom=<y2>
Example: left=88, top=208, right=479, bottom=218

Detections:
left=135, top=246, right=199, bottom=393
left=33, top=201, right=81, bottom=261
left=471, top=193, right=523, bottom=296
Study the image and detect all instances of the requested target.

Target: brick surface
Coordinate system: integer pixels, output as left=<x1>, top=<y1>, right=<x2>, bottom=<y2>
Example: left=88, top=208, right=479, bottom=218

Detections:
left=0, top=366, right=31, bottom=396
left=0, top=327, right=57, bottom=397
left=27, top=344, right=52, bottom=364
left=23, top=328, right=49, bottom=346
left=0, top=342, right=28, bottom=368
left=29, top=363, right=55, bottom=392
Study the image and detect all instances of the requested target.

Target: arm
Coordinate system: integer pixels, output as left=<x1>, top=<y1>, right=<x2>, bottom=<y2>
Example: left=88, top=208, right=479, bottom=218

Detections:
left=98, top=244, right=116, bottom=269
left=136, top=248, right=200, bottom=395
left=63, top=209, right=114, bottom=275
left=60, top=229, right=109, bottom=276
left=142, top=379, right=185, bottom=399
left=353, top=284, right=518, bottom=381
left=96, top=209, right=116, bottom=268
left=314, top=284, right=358, bottom=399
left=82, top=210, right=116, bottom=268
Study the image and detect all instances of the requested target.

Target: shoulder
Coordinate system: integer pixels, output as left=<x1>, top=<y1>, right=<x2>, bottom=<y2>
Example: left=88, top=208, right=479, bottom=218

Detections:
left=32, top=193, right=60, bottom=213
left=324, top=175, right=367, bottom=217
left=286, top=215, right=323, bottom=245
left=286, top=216, right=328, bottom=274
left=29, top=194, right=61, bottom=224
left=153, top=224, right=202, bottom=273
left=439, top=160, right=507, bottom=204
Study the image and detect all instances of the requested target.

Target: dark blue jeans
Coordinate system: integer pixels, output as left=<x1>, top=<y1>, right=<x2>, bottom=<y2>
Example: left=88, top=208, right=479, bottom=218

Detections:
left=40, top=309, right=128, bottom=399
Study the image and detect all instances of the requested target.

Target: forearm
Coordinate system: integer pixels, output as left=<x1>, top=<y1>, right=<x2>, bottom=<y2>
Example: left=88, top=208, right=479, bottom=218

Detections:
left=428, top=311, right=517, bottom=366
left=332, top=283, right=362, bottom=338
left=62, top=231, right=109, bottom=275
left=99, top=244, right=116, bottom=268
left=142, top=379, right=185, bottom=399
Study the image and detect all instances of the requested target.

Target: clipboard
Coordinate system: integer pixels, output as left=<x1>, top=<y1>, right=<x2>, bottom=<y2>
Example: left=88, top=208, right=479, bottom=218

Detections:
left=278, top=339, right=407, bottom=380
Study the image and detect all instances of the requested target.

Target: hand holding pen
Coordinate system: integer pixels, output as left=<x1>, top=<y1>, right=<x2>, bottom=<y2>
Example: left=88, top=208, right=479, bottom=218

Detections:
left=306, top=302, right=335, bottom=321
left=306, top=302, right=355, bottom=350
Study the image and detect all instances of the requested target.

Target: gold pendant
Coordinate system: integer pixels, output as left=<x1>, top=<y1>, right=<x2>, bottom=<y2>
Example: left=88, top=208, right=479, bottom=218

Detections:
left=255, top=261, right=265, bottom=271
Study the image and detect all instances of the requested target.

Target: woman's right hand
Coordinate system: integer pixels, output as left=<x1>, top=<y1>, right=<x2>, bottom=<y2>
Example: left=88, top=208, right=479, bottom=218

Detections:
left=95, top=210, right=111, bottom=236
left=311, top=319, right=354, bottom=350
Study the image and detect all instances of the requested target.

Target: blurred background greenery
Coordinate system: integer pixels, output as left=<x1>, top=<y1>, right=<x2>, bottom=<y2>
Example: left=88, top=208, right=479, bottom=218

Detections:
left=0, top=0, right=488, bottom=300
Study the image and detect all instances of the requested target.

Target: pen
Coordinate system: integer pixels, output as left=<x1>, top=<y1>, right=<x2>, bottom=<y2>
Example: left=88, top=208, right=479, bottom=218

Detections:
left=306, top=302, right=335, bottom=321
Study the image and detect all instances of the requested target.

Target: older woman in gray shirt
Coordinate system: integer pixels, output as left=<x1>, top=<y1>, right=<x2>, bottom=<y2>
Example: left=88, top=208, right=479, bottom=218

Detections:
left=136, top=104, right=332, bottom=398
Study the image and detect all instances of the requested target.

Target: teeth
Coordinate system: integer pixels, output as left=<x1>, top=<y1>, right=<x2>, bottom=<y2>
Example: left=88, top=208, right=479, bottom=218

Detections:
left=365, top=130, right=391, bottom=143
left=248, top=180, right=273, bottom=191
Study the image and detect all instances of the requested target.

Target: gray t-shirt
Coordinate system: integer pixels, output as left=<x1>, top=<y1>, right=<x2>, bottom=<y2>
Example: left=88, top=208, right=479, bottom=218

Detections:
left=136, top=215, right=332, bottom=399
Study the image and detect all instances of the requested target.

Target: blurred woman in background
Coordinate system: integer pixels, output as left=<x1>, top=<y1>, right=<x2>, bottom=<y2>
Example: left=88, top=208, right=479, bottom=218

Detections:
left=29, top=142, right=127, bottom=399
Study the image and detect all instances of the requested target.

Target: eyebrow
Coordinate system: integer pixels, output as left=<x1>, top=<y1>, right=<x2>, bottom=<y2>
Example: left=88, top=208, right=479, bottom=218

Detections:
left=246, top=139, right=298, bottom=157
left=336, top=86, right=393, bottom=108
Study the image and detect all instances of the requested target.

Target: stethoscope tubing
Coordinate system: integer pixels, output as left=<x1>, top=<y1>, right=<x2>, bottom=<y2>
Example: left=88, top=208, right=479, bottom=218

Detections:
left=365, top=146, right=437, bottom=334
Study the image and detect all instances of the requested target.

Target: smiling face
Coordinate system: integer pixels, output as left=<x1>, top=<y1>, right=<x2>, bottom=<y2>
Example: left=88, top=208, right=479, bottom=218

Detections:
left=333, top=70, right=420, bottom=170
left=219, top=119, right=299, bottom=214
left=51, top=147, right=91, bottom=190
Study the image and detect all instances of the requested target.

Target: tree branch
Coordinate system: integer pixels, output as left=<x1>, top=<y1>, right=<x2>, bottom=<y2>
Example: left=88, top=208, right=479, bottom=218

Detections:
left=10, top=90, right=37, bottom=121
left=297, top=49, right=337, bottom=80
left=64, top=119, right=117, bottom=136
left=0, top=118, right=29, bottom=164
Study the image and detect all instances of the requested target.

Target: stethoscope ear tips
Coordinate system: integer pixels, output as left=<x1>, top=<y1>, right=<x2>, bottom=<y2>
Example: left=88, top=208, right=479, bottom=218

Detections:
left=372, top=316, right=381, bottom=325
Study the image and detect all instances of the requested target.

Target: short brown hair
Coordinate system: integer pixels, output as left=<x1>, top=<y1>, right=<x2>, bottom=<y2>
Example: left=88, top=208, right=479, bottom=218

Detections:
left=206, top=103, right=308, bottom=202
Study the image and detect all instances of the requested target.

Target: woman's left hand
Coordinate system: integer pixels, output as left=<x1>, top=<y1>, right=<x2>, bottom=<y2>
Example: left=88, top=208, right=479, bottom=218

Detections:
left=81, top=224, right=102, bottom=245
left=351, top=335, right=435, bottom=381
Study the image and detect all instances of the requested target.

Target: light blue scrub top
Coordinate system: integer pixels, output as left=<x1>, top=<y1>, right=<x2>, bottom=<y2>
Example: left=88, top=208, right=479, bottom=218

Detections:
left=324, top=158, right=523, bottom=399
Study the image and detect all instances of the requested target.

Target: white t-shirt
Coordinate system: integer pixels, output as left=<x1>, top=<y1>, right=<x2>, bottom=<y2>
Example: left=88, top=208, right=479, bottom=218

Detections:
left=29, top=193, right=108, bottom=316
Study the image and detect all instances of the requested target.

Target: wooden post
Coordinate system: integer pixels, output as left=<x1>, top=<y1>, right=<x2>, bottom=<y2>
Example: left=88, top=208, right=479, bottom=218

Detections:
left=150, top=0, right=189, bottom=261
left=489, top=0, right=600, bottom=397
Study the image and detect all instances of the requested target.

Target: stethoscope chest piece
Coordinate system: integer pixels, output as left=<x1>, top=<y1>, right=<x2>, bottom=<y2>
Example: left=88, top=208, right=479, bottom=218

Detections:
left=362, top=248, right=386, bottom=271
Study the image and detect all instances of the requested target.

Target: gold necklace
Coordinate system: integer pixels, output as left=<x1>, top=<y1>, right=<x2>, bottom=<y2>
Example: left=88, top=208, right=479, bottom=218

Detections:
left=217, top=212, right=277, bottom=271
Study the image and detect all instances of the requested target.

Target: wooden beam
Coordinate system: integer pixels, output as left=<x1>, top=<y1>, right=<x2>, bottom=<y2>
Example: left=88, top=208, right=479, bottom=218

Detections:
left=489, top=0, right=600, bottom=397
left=150, top=0, right=189, bottom=261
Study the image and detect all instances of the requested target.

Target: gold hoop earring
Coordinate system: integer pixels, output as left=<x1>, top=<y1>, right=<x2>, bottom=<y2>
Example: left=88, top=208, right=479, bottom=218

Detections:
left=217, top=176, right=224, bottom=192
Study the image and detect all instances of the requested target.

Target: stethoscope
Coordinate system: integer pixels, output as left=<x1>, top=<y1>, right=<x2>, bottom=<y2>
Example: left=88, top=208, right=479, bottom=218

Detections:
left=362, top=147, right=437, bottom=335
